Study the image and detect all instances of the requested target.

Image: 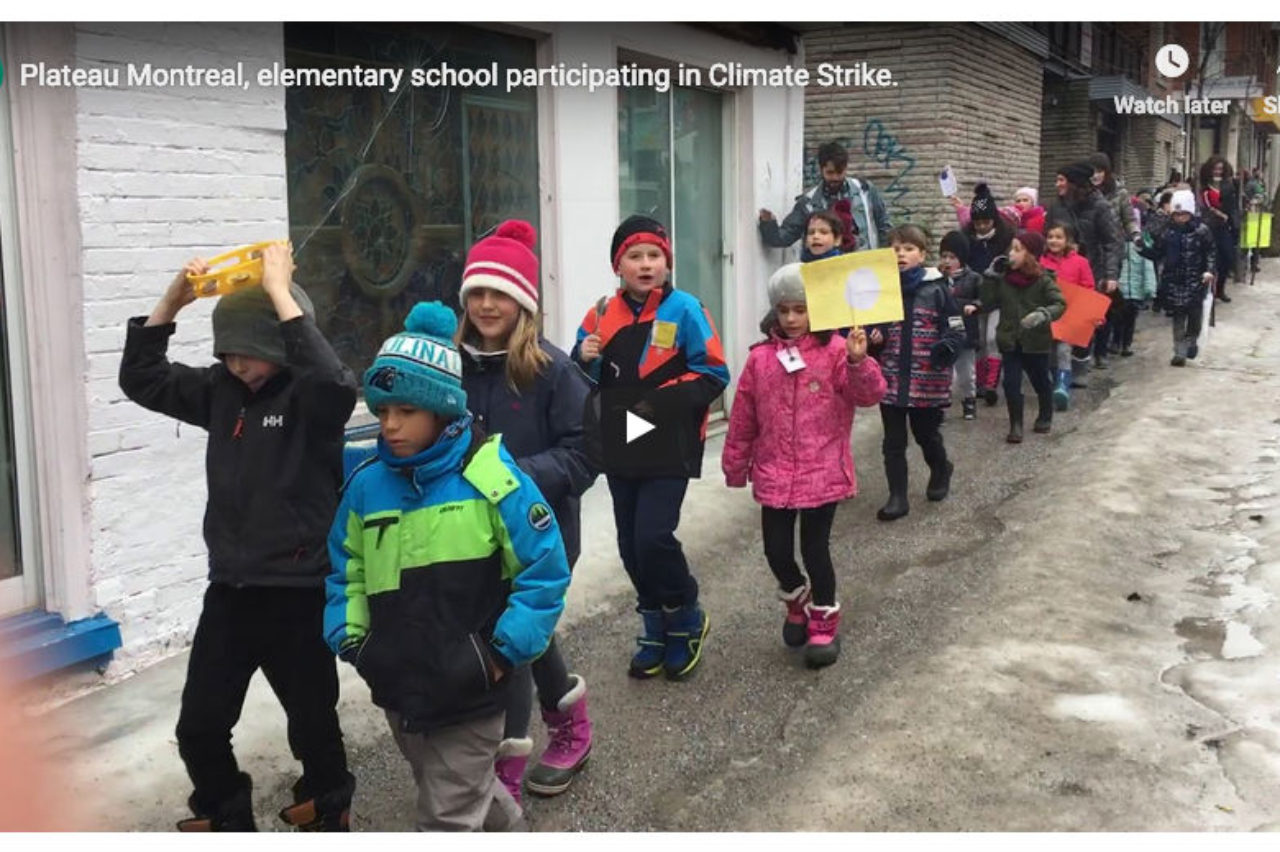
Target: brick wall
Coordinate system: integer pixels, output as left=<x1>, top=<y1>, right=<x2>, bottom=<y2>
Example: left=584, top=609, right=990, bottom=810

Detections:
left=801, top=24, right=1042, bottom=251
left=1039, top=79, right=1093, bottom=202
left=1122, top=116, right=1184, bottom=192
left=75, top=23, right=288, bottom=670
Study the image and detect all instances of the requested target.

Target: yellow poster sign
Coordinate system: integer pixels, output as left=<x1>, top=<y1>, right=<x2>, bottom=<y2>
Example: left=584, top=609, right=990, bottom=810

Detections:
left=800, top=248, right=904, bottom=331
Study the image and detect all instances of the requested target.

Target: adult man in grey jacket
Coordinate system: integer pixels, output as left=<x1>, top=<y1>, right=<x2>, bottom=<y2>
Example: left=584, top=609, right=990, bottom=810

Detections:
left=758, top=140, right=893, bottom=253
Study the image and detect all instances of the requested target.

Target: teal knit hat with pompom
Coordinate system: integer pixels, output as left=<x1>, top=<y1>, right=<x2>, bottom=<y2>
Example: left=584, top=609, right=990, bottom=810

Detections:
left=363, top=301, right=467, bottom=418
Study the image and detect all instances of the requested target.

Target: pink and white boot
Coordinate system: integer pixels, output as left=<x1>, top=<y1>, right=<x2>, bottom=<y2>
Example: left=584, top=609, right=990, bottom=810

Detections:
left=494, top=737, right=533, bottom=807
left=779, top=585, right=811, bottom=648
left=525, top=674, right=592, bottom=797
left=804, top=603, right=841, bottom=669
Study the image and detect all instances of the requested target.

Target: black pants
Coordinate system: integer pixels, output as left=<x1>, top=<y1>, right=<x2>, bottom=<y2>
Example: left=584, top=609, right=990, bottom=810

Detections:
left=1000, top=347, right=1053, bottom=405
left=1114, top=299, right=1141, bottom=351
left=1171, top=300, right=1205, bottom=357
left=761, top=503, right=839, bottom=606
left=606, top=475, right=698, bottom=610
left=880, top=405, right=947, bottom=470
left=501, top=633, right=575, bottom=739
left=1211, top=225, right=1236, bottom=291
left=176, top=583, right=348, bottom=810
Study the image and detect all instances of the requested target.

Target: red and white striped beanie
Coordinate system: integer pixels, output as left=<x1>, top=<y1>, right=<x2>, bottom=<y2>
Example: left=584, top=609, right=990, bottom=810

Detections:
left=460, top=220, right=540, bottom=315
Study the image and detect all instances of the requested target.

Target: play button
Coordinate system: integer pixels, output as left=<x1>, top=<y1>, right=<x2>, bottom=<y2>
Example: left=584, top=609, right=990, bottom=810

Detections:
left=625, top=409, right=656, bottom=444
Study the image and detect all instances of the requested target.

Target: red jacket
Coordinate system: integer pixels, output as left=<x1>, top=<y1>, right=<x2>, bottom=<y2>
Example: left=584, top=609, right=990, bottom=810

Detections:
left=1041, top=250, right=1095, bottom=290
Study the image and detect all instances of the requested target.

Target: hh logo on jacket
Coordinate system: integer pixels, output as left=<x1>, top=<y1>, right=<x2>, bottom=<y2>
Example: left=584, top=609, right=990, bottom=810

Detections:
left=262, top=414, right=285, bottom=428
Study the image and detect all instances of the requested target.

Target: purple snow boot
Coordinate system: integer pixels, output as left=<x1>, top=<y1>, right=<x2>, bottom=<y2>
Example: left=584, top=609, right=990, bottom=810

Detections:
left=494, top=737, right=533, bottom=807
left=525, top=674, right=592, bottom=797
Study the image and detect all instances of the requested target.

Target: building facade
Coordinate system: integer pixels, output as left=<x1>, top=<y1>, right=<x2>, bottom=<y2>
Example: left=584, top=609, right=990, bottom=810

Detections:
left=0, top=21, right=802, bottom=678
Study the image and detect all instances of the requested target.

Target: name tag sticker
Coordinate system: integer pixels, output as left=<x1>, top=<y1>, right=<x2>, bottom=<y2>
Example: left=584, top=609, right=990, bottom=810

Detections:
left=651, top=321, right=678, bottom=349
left=777, top=346, right=806, bottom=373
left=947, top=315, right=965, bottom=331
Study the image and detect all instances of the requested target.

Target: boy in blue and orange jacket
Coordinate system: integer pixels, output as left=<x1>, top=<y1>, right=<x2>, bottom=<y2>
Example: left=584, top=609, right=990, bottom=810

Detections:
left=571, top=215, right=729, bottom=682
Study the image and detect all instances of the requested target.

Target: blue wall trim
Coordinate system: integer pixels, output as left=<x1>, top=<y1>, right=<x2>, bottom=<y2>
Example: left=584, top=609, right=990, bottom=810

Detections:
left=0, top=611, right=122, bottom=680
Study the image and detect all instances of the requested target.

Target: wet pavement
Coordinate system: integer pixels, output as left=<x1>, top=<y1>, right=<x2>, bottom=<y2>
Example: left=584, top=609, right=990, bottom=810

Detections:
left=33, top=264, right=1280, bottom=831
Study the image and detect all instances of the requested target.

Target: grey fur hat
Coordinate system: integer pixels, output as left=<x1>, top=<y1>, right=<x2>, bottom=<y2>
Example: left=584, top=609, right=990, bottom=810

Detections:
left=212, top=283, right=315, bottom=364
left=767, top=263, right=807, bottom=308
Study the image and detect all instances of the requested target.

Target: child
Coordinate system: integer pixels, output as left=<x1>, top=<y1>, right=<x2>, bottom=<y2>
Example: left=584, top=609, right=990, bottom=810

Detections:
left=325, top=301, right=571, bottom=831
left=1115, top=228, right=1158, bottom=358
left=119, top=244, right=357, bottom=832
left=572, top=215, right=729, bottom=680
left=939, top=231, right=983, bottom=420
left=722, top=264, right=885, bottom=667
left=801, top=209, right=849, bottom=262
left=978, top=231, right=1066, bottom=443
left=964, top=185, right=1016, bottom=406
left=1146, top=189, right=1217, bottom=366
left=455, top=220, right=597, bottom=802
left=867, top=225, right=965, bottom=521
left=1012, top=186, right=1047, bottom=235
left=1040, top=223, right=1095, bottom=410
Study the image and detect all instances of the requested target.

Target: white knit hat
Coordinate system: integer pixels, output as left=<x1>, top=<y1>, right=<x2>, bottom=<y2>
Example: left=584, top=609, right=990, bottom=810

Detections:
left=1171, top=189, right=1197, bottom=214
left=767, top=263, right=806, bottom=307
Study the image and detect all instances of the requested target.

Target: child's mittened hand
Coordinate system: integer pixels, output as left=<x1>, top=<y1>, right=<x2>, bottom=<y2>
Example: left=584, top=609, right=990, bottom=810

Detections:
left=846, top=327, right=868, bottom=363
left=580, top=333, right=602, bottom=362
left=260, top=242, right=295, bottom=296
left=1020, top=310, right=1048, bottom=329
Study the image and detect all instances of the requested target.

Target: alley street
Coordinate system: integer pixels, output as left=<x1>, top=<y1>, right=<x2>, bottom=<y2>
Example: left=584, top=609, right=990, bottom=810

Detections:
left=41, top=266, right=1280, bottom=831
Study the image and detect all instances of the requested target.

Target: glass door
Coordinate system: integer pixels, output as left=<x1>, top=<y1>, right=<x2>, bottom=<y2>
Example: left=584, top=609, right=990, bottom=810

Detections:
left=619, top=82, right=731, bottom=410
left=0, top=31, right=39, bottom=617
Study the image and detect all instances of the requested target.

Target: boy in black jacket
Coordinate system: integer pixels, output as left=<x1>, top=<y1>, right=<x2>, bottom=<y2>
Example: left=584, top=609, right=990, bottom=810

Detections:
left=939, top=231, right=983, bottom=420
left=119, top=244, right=358, bottom=832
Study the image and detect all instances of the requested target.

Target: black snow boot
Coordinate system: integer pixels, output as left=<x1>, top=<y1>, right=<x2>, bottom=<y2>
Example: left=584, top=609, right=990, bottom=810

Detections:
left=877, top=455, right=910, bottom=521
left=1033, top=391, right=1053, bottom=434
left=1006, top=397, right=1024, bottom=444
left=279, top=770, right=356, bottom=832
left=925, top=458, right=954, bottom=502
left=178, top=773, right=257, bottom=832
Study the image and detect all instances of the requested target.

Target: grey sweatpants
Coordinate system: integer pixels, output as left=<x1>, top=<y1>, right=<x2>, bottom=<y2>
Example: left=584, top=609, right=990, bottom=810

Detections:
left=952, top=348, right=977, bottom=399
left=386, top=710, right=524, bottom=832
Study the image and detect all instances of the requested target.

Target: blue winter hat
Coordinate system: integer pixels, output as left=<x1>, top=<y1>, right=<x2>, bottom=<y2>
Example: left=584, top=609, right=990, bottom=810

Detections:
left=363, top=302, right=467, bottom=418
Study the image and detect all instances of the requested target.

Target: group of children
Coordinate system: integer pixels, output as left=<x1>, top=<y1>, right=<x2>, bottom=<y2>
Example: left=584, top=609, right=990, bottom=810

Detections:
left=119, top=155, right=1227, bottom=828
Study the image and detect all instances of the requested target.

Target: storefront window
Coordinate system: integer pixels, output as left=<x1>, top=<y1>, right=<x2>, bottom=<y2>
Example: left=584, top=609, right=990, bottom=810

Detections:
left=284, top=23, right=540, bottom=378
left=0, top=260, right=19, bottom=588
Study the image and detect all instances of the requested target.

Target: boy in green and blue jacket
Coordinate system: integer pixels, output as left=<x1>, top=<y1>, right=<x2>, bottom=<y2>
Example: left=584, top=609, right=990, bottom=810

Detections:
left=324, top=301, right=570, bottom=831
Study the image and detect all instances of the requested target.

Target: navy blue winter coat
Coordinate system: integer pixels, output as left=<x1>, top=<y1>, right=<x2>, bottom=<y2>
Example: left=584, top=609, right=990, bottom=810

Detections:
left=460, top=339, right=597, bottom=567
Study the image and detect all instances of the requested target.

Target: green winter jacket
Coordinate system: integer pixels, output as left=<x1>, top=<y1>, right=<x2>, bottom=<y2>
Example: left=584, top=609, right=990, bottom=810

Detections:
left=979, top=268, right=1067, bottom=354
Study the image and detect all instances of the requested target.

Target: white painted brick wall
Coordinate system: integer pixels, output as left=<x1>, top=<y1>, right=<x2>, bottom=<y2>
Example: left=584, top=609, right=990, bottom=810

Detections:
left=75, top=22, right=289, bottom=673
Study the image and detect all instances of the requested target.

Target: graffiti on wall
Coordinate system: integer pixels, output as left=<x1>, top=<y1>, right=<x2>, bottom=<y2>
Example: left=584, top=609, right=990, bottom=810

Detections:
left=802, top=120, right=917, bottom=226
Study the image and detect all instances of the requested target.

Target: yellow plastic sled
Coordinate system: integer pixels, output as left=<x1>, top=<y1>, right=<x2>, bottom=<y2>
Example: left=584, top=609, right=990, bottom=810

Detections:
left=187, top=241, right=288, bottom=298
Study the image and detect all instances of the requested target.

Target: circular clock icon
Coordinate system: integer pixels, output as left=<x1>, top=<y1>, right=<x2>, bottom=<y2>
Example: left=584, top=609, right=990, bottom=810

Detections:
left=1156, top=44, right=1190, bottom=79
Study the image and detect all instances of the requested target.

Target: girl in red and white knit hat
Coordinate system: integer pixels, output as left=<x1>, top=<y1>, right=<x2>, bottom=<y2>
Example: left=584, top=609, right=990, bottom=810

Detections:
left=456, top=220, right=598, bottom=804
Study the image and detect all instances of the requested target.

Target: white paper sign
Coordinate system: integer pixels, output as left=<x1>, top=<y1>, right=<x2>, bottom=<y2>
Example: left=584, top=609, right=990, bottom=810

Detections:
left=939, top=166, right=958, bottom=198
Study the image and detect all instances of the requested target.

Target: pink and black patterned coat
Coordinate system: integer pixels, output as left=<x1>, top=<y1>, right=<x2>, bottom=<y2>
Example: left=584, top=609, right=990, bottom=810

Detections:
left=870, top=268, right=966, bottom=409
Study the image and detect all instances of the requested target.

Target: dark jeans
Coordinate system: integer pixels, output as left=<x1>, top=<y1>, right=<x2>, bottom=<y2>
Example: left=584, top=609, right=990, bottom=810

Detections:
left=501, top=634, right=575, bottom=739
left=1114, top=299, right=1142, bottom=351
left=761, top=503, right=839, bottom=607
left=1172, top=300, right=1205, bottom=357
left=1000, top=347, right=1054, bottom=404
left=880, top=405, right=947, bottom=471
left=1211, top=225, right=1235, bottom=293
left=606, top=476, right=698, bottom=610
left=176, top=584, right=348, bottom=810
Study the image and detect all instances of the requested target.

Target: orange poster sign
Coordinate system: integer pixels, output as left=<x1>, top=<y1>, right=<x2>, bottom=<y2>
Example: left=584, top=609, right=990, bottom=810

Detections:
left=1051, top=285, right=1112, bottom=348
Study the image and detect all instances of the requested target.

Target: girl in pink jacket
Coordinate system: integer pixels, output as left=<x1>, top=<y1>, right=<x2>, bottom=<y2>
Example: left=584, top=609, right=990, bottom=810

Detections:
left=722, top=263, right=886, bottom=668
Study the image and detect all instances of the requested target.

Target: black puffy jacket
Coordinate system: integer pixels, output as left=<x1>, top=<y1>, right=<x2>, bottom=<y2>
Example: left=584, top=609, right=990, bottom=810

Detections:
left=1048, top=191, right=1125, bottom=284
left=119, top=316, right=357, bottom=587
left=460, top=340, right=597, bottom=567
